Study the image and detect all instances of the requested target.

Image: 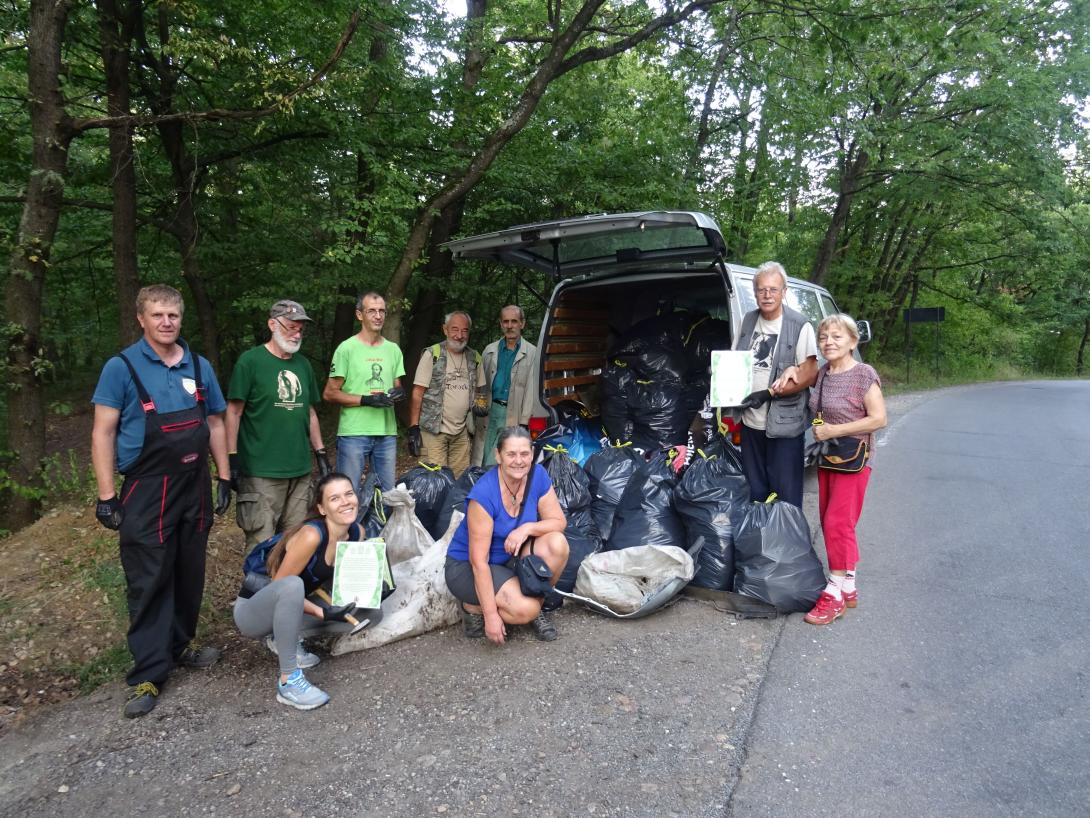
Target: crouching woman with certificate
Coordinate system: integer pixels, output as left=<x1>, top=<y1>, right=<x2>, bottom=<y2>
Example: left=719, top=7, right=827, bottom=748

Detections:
left=233, top=472, right=383, bottom=710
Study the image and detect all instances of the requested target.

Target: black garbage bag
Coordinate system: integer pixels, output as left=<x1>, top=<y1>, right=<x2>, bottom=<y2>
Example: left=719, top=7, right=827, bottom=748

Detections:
left=609, top=313, right=692, bottom=382
left=396, top=462, right=456, bottom=540
left=540, top=444, right=592, bottom=512
left=683, top=316, right=732, bottom=376
left=674, top=440, right=749, bottom=591
left=608, top=448, right=686, bottom=551
left=734, top=499, right=826, bottom=612
left=629, top=379, right=692, bottom=451
left=600, top=360, right=634, bottom=443
left=356, top=470, right=389, bottom=539
left=557, top=524, right=603, bottom=593
left=584, top=444, right=644, bottom=541
left=435, top=465, right=488, bottom=537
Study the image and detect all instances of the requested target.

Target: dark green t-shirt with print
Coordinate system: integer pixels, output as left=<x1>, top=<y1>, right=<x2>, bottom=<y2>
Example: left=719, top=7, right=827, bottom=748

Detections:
left=227, top=345, right=320, bottom=477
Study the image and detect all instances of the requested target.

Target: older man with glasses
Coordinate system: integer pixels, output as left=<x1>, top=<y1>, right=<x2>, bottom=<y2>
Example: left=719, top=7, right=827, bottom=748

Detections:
left=226, top=299, right=330, bottom=551
left=733, top=262, right=818, bottom=508
left=323, top=291, right=406, bottom=497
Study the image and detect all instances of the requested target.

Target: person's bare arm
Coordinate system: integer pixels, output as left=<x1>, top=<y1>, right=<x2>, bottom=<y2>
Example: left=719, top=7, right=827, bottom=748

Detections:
left=409, top=384, right=426, bottom=426
left=813, top=382, right=887, bottom=441
left=207, top=413, right=230, bottom=477
left=91, top=405, right=121, bottom=500
left=771, top=356, right=818, bottom=396
left=308, top=406, right=324, bottom=451
left=225, top=399, right=244, bottom=453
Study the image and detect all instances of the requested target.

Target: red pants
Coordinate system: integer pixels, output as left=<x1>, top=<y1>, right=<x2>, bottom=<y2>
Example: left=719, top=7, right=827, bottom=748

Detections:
left=817, top=465, right=871, bottom=571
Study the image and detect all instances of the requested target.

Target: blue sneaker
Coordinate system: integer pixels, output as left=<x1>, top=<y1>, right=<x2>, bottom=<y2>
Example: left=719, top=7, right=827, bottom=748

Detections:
left=276, top=670, right=330, bottom=711
left=264, top=636, right=320, bottom=669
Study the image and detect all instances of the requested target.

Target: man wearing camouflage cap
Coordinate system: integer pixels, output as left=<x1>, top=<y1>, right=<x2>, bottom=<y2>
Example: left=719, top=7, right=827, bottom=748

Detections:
left=226, top=299, right=331, bottom=550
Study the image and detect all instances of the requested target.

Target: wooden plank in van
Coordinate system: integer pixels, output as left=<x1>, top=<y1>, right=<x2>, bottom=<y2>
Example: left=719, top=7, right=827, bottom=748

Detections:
left=543, top=356, right=603, bottom=372
left=543, top=373, right=600, bottom=390
left=549, top=322, right=609, bottom=338
left=545, top=340, right=607, bottom=355
left=551, top=306, right=608, bottom=321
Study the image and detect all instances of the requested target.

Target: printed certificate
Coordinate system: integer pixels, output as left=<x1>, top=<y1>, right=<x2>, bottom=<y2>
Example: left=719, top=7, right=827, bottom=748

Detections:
left=709, top=350, right=754, bottom=407
left=331, top=539, right=392, bottom=609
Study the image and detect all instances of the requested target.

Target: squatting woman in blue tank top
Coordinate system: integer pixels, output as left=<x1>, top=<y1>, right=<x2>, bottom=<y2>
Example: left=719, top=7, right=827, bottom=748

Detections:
left=445, top=427, right=570, bottom=645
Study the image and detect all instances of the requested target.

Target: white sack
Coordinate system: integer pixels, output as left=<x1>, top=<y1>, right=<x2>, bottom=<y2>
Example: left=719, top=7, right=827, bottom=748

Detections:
left=331, top=510, right=463, bottom=654
left=573, top=545, right=694, bottom=615
left=381, top=485, right=434, bottom=565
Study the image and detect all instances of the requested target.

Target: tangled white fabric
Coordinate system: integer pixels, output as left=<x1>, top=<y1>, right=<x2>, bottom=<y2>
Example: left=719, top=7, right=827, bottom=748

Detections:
left=331, top=508, right=462, bottom=654
left=573, top=545, right=695, bottom=615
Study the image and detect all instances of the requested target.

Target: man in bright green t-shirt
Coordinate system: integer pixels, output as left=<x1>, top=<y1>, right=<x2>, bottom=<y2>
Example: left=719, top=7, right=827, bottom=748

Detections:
left=226, top=300, right=330, bottom=549
left=323, top=291, right=406, bottom=496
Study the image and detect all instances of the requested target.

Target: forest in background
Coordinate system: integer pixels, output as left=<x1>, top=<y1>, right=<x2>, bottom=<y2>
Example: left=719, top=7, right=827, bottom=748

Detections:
left=2, top=0, right=1089, bottom=530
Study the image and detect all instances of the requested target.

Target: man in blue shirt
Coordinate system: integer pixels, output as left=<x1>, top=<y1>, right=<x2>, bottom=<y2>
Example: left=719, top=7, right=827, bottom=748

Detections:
left=91, top=285, right=231, bottom=718
left=476, top=305, right=539, bottom=466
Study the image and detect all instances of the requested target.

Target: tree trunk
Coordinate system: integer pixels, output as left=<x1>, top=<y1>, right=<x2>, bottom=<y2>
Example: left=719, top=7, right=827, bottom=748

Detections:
left=810, top=144, right=869, bottom=286
left=3, top=0, right=75, bottom=529
left=156, top=119, right=221, bottom=370
left=96, top=0, right=141, bottom=345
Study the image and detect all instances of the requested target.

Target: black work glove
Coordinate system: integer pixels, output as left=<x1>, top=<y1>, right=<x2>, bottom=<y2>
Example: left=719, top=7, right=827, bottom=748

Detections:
left=407, top=425, right=423, bottom=457
left=314, top=448, right=332, bottom=478
left=215, top=478, right=232, bottom=515
left=386, top=385, right=406, bottom=403
left=360, top=392, right=394, bottom=408
left=471, top=394, right=490, bottom=418
left=738, top=389, right=773, bottom=410
left=95, top=496, right=124, bottom=530
left=228, top=451, right=241, bottom=492
left=321, top=602, right=358, bottom=622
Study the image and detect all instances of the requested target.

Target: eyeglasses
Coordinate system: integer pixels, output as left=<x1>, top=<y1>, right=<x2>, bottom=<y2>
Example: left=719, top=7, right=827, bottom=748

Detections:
left=360, top=308, right=387, bottom=316
left=756, top=287, right=782, bottom=296
left=275, top=318, right=305, bottom=336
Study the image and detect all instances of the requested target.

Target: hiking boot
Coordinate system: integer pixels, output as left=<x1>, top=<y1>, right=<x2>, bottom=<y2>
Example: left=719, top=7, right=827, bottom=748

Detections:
left=276, top=670, right=329, bottom=711
left=842, top=588, right=858, bottom=609
left=176, top=645, right=221, bottom=668
left=804, top=592, right=845, bottom=625
left=123, top=681, right=159, bottom=719
left=462, top=606, right=485, bottom=639
left=530, top=611, right=558, bottom=642
left=265, top=635, right=320, bottom=669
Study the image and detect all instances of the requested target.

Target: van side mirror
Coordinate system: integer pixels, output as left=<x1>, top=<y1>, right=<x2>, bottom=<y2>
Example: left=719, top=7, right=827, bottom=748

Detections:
left=857, top=320, right=872, bottom=344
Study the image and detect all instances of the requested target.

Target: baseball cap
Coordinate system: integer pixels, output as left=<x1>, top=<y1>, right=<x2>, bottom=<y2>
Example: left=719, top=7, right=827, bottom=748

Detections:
left=269, top=299, right=312, bottom=322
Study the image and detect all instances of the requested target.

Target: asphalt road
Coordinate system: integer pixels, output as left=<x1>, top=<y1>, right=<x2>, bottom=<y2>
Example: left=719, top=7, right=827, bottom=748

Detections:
left=3, top=382, right=1088, bottom=817
left=729, top=381, right=1090, bottom=817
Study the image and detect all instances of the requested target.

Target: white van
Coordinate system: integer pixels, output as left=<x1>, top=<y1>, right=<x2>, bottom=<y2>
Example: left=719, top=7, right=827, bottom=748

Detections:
left=445, top=210, right=870, bottom=441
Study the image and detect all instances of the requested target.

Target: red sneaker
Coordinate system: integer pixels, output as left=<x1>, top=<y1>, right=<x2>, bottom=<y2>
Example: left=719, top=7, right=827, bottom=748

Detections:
left=842, top=589, right=858, bottom=608
left=804, top=592, right=845, bottom=625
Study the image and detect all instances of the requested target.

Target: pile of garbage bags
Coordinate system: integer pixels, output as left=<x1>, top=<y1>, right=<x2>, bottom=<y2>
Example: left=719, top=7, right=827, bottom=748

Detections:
left=601, top=311, right=732, bottom=452
left=334, top=435, right=828, bottom=648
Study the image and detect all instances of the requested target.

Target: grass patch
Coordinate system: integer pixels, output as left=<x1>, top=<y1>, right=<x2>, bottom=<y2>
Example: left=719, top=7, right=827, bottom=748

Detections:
left=84, top=559, right=128, bottom=620
left=68, top=643, right=131, bottom=694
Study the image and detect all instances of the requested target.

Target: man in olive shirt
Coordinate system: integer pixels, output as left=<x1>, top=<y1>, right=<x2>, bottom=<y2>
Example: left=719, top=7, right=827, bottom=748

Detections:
left=226, top=300, right=329, bottom=548
left=408, top=311, right=487, bottom=477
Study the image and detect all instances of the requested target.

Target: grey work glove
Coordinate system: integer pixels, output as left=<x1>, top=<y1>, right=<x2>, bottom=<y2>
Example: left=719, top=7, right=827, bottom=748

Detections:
left=386, top=386, right=406, bottom=403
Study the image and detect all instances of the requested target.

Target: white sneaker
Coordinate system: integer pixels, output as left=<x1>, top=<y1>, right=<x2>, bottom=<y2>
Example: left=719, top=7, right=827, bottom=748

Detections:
left=264, top=635, right=320, bottom=669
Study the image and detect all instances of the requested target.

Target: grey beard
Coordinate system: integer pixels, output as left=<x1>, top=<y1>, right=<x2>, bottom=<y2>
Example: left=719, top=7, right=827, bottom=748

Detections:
left=446, top=340, right=467, bottom=353
left=272, top=329, right=301, bottom=355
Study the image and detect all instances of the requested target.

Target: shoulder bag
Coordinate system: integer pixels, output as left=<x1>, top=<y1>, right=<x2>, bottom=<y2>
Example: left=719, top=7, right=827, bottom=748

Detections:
left=812, top=370, right=868, bottom=473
